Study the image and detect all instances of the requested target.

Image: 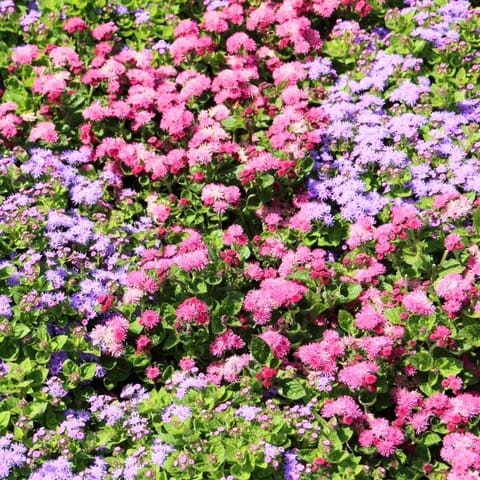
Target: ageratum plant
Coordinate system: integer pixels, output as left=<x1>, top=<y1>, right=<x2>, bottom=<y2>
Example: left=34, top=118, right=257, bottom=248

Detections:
left=0, top=0, right=479, bottom=478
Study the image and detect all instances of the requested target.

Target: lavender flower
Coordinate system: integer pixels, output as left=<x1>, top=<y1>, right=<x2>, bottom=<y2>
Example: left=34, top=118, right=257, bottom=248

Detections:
left=0, top=434, right=27, bottom=479
left=162, top=403, right=192, bottom=423
left=28, top=456, right=73, bottom=480
left=43, top=376, right=67, bottom=399
left=235, top=405, right=261, bottom=421
left=0, top=295, right=12, bottom=318
left=151, top=439, right=175, bottom=467
left=283, top=449, right=302, bottom=480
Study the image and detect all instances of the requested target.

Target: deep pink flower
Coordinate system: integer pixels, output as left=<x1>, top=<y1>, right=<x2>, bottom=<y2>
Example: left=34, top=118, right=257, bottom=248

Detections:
left=338, top=361, right=378, bottom=389
left=210, top=329, right=245, bottom=357
left=145, top=365, right=161, bottom=381
left=139, top=310, right=162, bottom=330
left=91, top=21, right=118, bottom=41
left=258, top=330, right=291, bottom=359
left=176, top=297, right=210, bottom=327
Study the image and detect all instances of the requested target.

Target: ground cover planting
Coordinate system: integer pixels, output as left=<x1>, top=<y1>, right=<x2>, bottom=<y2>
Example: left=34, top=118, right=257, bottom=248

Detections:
left=0, top=0, right=480, bottom=478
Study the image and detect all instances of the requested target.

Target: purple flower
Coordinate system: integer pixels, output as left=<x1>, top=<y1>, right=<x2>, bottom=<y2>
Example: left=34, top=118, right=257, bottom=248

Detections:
left=283, top=449, right=301, bottom=480
left=0, top=295, right=12, bottom=318
left=0, top=434, right=27, bottom=479
left=70, top=180, right=103, bottom=206
left=162, top=403, right=192, bottom=423
left=43, top=376, right=67, bottom=399
left=28, top=456, right=73, bottom=480
left=235, top=405, right=261, bottom=421
left=48, top=351, right=68, bottom=375
left=151, top=439, right=175, bottom=467
left=304, top=58, right=333, bottom=79
left=134, top=9, right=150, bottom=25
left=389, top=80, right=424, bottom=106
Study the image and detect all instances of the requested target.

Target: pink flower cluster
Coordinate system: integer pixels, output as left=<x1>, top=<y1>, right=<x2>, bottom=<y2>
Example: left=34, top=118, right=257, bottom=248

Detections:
left=90, top=314, right=129, bottom=357
left=243, top=278, right=307, bottom=324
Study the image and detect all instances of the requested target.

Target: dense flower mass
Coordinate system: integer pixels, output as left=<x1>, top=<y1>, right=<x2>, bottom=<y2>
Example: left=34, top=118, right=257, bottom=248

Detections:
left=0, top=0, right=480, bottom=478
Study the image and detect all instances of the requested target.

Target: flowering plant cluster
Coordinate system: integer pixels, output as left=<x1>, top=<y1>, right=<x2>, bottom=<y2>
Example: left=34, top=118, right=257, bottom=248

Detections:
left=0, top=0, right=480, bottom=478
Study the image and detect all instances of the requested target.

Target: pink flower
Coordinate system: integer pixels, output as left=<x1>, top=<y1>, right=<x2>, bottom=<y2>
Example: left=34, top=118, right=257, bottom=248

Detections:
left=444, top=233, right=463, bottom=251
left=82, top=100, right=112, bottom=121
left=139, top=310, right=162, bottom=330
left=321, top=395, right=364, bottom=422
left=246, top=4, right=275, bottom=31
left=12, top=44, right=39, bottom=64
left=90, top=315, right=129, bottom=357
left=145, top=365, right=161, bottom=381
left=176, top=297, right=210, bottom=327
left=201, top=183, right=241, bottom=213
left=28, top=122, right=58, bottom=143
left=49, top=46, right=83, bottom=70
left=210, top=329, right=245, bottom=357
left=222, top=224, right=248, bottom=246
left=359, top=417, right=404, bottom=457
left=179, top=357, right=196, bottom=372
left=354, top=304, right=385, bottom=330
left=206, top=353, right=252, bottom=384
left=136, top=335, right=151, bottom=354
left=226, top=32, right=256, bottom=54
left=126, top=270, right=158, bottom=294
left=272, top=62, right=307, bottom=86
left=32, top=72, right=69, bottom=98
left=243, top=278, right=307, bottom=325
left=295, top=330, right=344, bottom=373
left=258, top=330, right=291, bottom=359
left=440, top=432, right=480, bottom=476
left=63, top=17, right=87, bottom=34
left=402, top=290, right=435, bottom=315
left=160, top=106, right=193, bottom=136
left=347, top=216, right=375, bottom=249
left=338, top=361, right=378, bottom=389
left=203, top=10, right=228, bottom=32
left=91, top=21, right=118, bottom=41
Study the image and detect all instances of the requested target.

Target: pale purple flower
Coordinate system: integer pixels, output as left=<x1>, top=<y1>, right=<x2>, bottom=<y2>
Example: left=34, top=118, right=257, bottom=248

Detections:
left=162, top=404, right=192, bottom=423
left=151, top=439, right=175, bottom=467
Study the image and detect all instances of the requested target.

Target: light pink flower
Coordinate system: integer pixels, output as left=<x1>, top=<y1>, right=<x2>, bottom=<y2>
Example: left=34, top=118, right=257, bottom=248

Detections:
left=12, top=44, right=39, bottom=64
left=402, top=290, right=435, bottom=315
left=28, top=122, right=58, bottom=143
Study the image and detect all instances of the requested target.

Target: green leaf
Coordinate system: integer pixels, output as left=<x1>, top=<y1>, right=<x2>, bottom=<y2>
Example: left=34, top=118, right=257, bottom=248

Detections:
left=436, top=356, right=462, bottom=377
left=222, top=115, right=245, bottom=131
left=459, top=324, right=480, bottom=347
left=25, top=401, right=47, bottom=418
left=250, top=336, right=271, bottom=364
left=422, top=432, right=441, bottom=447
left=409, top=351, right=434, bottom=371
left=0, top=411, right=10, bottom=431
left=280, top=379, right=306, bottom=400
left=338, top=310, right=355, bottom=333
left=0, top=339, right=19, bottom=361
left=13, top=323, right=30, bottom=339
left=80, top=363, right=98, bottom=381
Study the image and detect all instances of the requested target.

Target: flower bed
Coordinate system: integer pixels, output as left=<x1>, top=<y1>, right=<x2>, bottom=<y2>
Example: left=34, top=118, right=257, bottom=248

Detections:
left=0, top=0, right=480, bottom=478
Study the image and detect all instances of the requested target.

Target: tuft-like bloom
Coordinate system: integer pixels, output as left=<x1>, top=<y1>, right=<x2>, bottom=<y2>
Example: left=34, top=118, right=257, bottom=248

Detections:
left=402, top=290, right=435, bottom=315
left=139, top=310, right=162, bottom=330
left=258, top=330, right=291, bottom=359
left=176, top=297, right=210, bottom=327
left=12, top=44, right=39, bottom=64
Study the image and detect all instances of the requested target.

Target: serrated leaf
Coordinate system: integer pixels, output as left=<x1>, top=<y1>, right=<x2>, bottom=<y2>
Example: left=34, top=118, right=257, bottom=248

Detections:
left=250, top=336, right=271, bottom=364
left=338, top=309, right=354, bottom=333
left=409, top=351, right=434, bottom=371
left=459, top=324, right=480, bottom=347
left=280, top=379, right=306, bottom=400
